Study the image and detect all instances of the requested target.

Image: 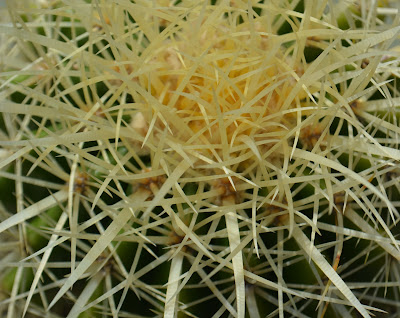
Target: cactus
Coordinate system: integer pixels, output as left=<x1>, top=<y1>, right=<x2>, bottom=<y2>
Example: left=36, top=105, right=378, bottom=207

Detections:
left=1, top=0, right=400, bottom=317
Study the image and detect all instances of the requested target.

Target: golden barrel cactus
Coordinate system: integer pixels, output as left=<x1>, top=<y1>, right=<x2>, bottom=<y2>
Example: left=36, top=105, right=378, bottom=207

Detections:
left=0, top=1, right=400, bottom=317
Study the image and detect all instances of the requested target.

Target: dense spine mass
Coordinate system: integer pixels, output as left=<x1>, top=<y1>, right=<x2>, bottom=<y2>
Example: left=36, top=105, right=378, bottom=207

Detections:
left=0, top=1, right=400, bottom=317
